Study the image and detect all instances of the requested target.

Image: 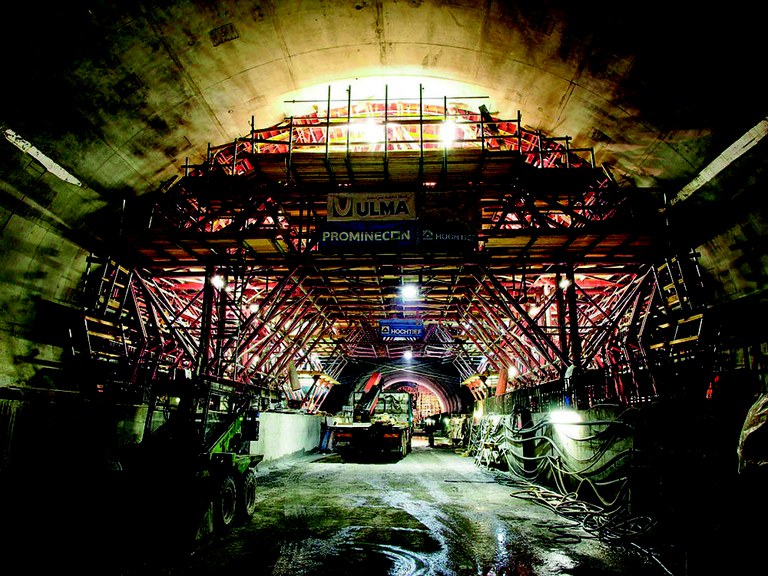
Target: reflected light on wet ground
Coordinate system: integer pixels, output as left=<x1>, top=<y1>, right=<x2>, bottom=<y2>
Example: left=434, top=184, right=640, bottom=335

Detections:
left=6, top=435, right=684, bottom=576
left=117, top=436, right=673, bottom=576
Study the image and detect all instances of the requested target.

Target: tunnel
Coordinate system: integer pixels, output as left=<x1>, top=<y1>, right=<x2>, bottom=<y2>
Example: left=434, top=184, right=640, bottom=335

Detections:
left=1, top=2, right=767, bottom=575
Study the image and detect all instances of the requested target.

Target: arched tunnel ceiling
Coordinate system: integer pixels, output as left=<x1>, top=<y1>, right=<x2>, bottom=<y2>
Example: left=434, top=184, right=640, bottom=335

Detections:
left=1, top=1, right=767, bottom=401
left=3, top=1, right=765, bottom=210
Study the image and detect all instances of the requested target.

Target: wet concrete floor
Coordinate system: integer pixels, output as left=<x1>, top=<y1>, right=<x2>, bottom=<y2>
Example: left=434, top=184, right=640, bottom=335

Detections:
left=107, top=436, right=674, bottom=576
left=8, top=434, right=761, bottom=575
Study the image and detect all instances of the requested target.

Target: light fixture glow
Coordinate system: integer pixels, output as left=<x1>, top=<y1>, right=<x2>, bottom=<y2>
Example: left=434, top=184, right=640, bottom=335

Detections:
left=211, top=275, right=226, bottom=289
left=439, top=119, right=456, bottom=146
left=558, top=278, right=571, bottom=290
left=3, top=128, right=83, bottom=187
left=473, top=404, right=484, bottom=424
left=403, top=349, right=413, bottom=360
left=359, top=119, right=384, bottom=144
left=548, top=409, right=582, bottom=424
left=401, top=283, right=419, bottom=299
left=672, top=115, right=768, bottom=206
left=549, top=409, right=584, bottom=443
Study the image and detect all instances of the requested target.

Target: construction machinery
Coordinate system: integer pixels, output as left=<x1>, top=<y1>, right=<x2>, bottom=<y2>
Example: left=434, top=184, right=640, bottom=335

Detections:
left=328, top=372, right=414, bottom=460
left=117, top=377, right=264, bottom=543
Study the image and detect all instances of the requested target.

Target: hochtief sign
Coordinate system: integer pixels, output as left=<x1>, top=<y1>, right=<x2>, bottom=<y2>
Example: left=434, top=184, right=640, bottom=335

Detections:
left=421, top=228, right=477, bottom=243
left=379, top=319, right=424, bottom=339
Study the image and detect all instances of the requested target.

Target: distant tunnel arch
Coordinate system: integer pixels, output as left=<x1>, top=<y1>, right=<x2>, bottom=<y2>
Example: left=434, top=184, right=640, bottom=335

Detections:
left=380, top=373, right=465, bottom=416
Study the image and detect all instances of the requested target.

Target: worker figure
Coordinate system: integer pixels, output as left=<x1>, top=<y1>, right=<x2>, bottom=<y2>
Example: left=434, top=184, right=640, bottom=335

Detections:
left=425, top=417, right=436, bottom=447
left=449, top=416, right=463, bottom=447
left=443, top=417, right=452, bottom=444
left=461, top=415, right=471, bottom=448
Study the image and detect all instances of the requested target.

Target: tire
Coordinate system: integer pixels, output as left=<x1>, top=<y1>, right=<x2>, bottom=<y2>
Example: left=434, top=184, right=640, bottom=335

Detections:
left=214, top=474, right=237, bottom=529
left=237, top=469, right=258, bottom=519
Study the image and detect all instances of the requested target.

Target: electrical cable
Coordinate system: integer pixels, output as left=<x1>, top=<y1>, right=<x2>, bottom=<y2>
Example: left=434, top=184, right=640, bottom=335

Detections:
left=472, top=411, right=677, bottom=575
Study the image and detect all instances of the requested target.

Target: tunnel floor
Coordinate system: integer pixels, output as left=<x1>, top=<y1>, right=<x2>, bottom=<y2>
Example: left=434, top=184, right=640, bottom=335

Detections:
left=3, top=434, right=759, bottom=575
left=124, top=437, right=670, bottom=575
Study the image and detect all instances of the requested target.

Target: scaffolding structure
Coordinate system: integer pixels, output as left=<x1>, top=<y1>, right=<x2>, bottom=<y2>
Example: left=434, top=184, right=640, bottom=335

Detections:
left=75, top=86, right=677, bottom=412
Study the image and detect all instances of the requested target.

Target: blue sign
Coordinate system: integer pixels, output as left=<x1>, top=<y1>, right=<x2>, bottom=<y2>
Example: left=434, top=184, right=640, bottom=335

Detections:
left=379, top=319, right=424, bottom=339
left=419, top=227, right=478, bottom=245
left=319, top=221, right=418, bottom=252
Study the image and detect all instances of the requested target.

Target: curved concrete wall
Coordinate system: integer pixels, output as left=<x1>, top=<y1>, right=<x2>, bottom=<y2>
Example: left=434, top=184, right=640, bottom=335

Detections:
left=250, top=411, right=324, bottom=464
left=0, top=141, right=105, bottom=389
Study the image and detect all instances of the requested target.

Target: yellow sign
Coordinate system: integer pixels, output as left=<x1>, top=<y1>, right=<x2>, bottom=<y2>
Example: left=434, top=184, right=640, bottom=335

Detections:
left=327, top=192, right=416, bottom=221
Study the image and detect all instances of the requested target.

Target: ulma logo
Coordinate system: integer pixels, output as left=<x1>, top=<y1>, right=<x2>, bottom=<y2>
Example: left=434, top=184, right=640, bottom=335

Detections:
left=327, top=192, right=416, bottom=221
left=330, top=195, right=353, bottom=219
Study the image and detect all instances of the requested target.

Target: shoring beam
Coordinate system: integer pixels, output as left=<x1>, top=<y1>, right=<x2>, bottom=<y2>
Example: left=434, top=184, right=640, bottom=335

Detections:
left=579, top=268, right=655, bottom=367
left=457, top=307, right=510, bottom=372
left=245, top=289, right=313, bottom=373
left=469, top=293, right=551, bottom=381
left=262, top=309, right=329, bottom=381
left=134, top=274, right=200, bottom=366
left=473, top=267, right=566, bottom=367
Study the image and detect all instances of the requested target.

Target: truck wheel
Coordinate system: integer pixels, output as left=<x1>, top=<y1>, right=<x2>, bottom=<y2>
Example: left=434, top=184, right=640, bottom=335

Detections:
left=214, top=474, right=237, bottom=529
left=237, top=470, right=258, bottom=519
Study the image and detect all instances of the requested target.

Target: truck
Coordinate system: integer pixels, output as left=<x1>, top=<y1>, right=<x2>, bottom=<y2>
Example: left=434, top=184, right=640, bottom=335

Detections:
left=327, top=372, right=414, bottom=461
